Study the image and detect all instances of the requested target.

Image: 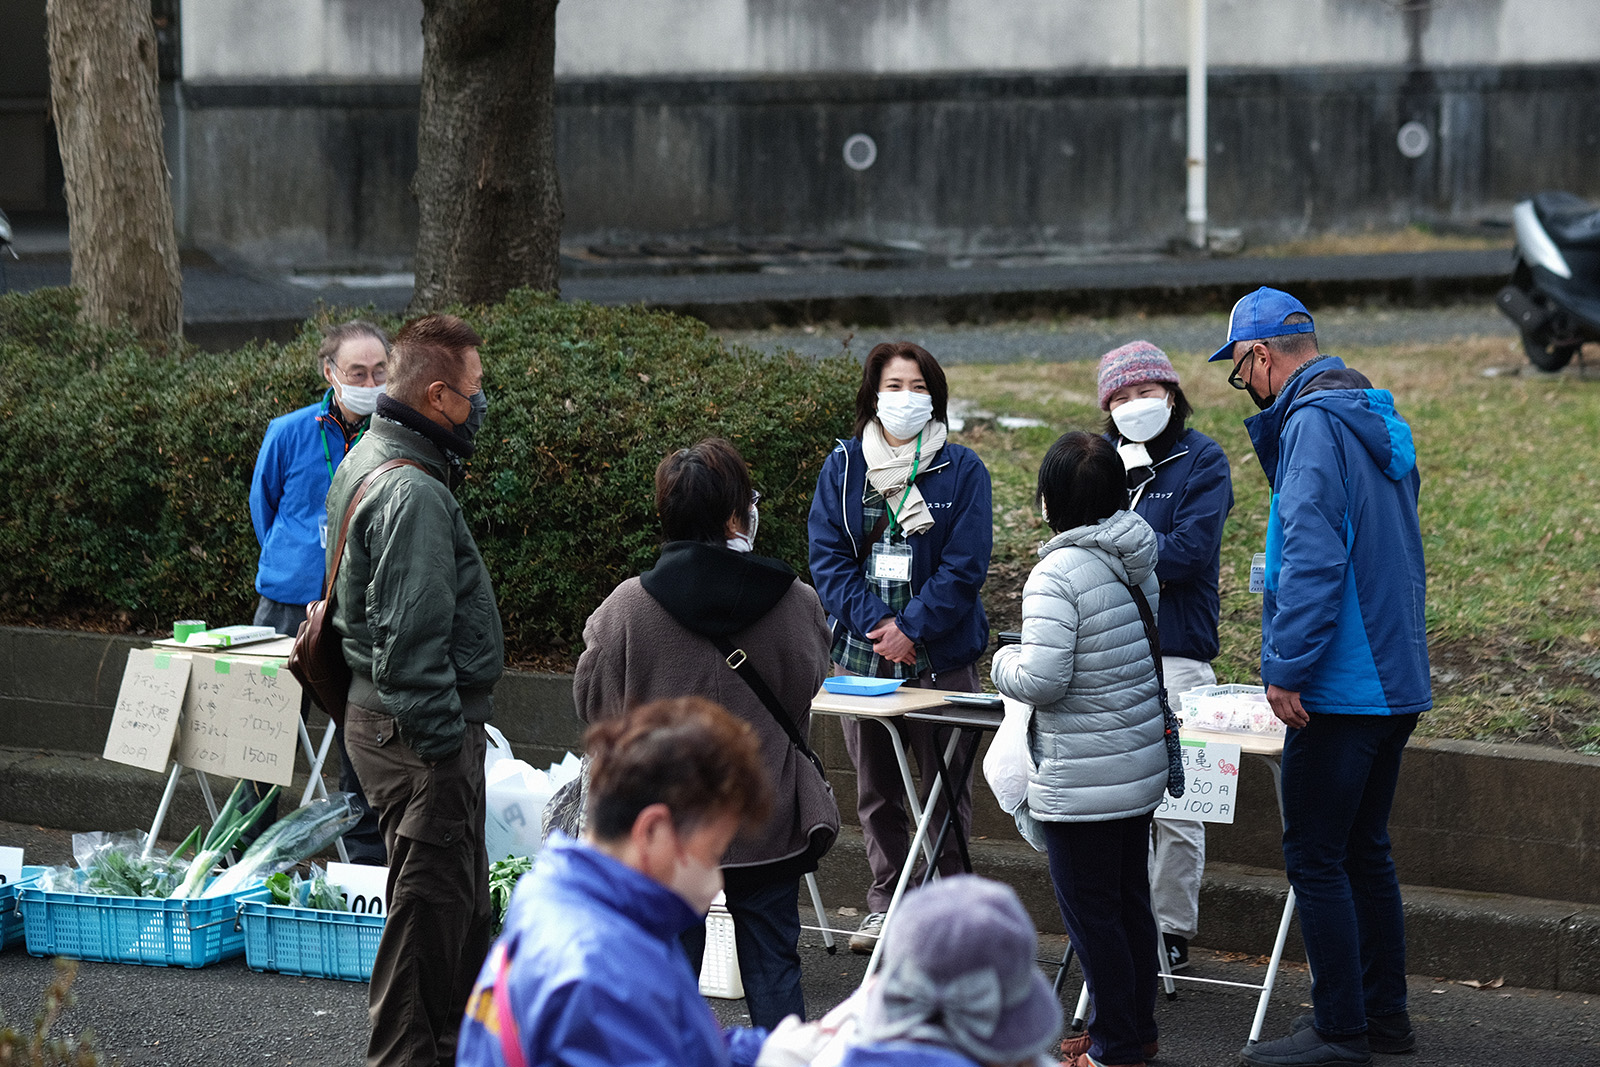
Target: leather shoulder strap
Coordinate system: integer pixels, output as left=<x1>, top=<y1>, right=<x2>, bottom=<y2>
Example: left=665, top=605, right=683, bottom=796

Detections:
left=322, top=458, right=429, bottom=600
left=707, top=633, right=828, bottom=782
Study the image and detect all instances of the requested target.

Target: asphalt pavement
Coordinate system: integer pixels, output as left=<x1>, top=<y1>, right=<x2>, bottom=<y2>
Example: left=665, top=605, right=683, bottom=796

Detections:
left=4, top=820, right=1598, bottom=1067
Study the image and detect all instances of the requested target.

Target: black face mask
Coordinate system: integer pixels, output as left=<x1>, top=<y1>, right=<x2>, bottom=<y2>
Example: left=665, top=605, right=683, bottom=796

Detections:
left=448, top=385, right=489, bottom=443
left=1246, top=364, right=1276, bottom=411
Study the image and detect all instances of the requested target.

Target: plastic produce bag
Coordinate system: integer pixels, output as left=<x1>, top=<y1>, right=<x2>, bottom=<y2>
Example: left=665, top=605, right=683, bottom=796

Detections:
left=981, top=697, right=1035, bottom=815
left=71, top=830, right=189, bottom=897
left=485, top=750, right=582, bottom=862
left=200, top=793, right=362, bottom=898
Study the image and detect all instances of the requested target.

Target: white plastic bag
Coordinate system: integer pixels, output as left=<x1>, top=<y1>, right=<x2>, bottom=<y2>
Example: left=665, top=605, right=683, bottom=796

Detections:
left=982, top=696, right=1035, bottom=815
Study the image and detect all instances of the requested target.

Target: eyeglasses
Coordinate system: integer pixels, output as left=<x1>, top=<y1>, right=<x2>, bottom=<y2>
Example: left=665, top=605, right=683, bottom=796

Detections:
left=334, top=363, right=387, bottom=387
left=1226, top=343, right=1261, bottom=391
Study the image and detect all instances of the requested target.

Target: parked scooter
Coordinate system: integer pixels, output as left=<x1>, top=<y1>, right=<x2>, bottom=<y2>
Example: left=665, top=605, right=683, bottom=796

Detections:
left=1495, top=191, right=1600, bottom=371
left=0, top=207, right=16, bottom=293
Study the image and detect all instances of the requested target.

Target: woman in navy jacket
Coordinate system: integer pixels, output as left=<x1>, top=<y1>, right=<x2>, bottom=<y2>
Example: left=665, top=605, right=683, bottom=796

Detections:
left=1097, top=341, right=1233, bottom=975
left=808, top=341, right=992, bottom=954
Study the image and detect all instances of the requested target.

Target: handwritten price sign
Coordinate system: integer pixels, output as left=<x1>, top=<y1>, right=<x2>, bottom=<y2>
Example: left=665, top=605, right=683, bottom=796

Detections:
left=1156, top=738, right=1243, bottom=824
left=328, top=862, right=389, bottom=917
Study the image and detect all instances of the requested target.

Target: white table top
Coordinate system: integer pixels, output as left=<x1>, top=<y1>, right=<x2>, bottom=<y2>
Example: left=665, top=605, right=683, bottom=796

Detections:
left=1183, top=724, right=1285, bottom=757
left=810, top=685, right=969, bottom=718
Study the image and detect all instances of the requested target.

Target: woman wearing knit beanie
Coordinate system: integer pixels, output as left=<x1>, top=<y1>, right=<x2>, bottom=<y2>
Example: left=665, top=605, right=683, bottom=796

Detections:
left=1092, top=340, right=1234, bottom=985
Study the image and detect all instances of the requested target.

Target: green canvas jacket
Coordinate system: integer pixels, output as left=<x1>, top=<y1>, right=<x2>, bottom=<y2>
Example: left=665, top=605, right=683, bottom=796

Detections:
left=326, top=413, right=504, bottom=761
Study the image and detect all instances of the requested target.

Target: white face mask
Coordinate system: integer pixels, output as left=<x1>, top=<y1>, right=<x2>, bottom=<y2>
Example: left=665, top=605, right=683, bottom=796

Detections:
left=668, top=847, right=724, bottom=917
left=1110, top=395, right=1171, bottom=443
left=726, top=503, right=759, bottom=553
left=876, top=390, right=934, bottom=440
left=336, top=381, right=385, bottom=418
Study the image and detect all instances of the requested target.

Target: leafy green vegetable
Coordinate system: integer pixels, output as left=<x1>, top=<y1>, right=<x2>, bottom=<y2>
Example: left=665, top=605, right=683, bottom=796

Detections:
left=489, top=855, right=533, bottom=935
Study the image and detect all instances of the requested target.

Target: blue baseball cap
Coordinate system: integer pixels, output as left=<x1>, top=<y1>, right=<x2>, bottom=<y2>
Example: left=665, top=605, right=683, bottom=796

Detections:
left=1208, top=287, right=1317, bottom=362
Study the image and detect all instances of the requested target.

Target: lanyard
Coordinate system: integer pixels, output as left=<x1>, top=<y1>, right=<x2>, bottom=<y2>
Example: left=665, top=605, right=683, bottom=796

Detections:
left=318, top=398, right=365, bottom=482
left=886, top=430, right=923, bottom=535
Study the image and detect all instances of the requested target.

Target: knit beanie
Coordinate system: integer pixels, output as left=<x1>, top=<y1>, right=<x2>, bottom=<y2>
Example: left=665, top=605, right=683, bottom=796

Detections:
left=1096, top=341, right=1179, bottom=410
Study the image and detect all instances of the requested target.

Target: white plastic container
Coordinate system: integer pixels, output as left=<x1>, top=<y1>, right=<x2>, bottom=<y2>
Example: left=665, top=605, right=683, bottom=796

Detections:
left=1178, top=684, right=1285, bottom=736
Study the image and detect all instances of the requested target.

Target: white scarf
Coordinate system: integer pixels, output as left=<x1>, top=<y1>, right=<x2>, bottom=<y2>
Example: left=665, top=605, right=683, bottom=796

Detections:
left=863, top=419, right=947, bottom=537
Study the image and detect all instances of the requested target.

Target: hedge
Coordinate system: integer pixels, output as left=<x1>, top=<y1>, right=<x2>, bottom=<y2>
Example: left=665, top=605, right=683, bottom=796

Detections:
left=0, top=287, right=860, bottom=659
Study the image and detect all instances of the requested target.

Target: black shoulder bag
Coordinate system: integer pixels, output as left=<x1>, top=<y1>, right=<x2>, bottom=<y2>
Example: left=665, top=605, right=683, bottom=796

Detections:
left=1124, top=582, right=1187, bottom=799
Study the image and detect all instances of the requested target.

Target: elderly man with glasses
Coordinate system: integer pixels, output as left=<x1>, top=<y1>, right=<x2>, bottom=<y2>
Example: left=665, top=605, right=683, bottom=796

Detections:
left=1212, top=289, right=1431, bottom=1067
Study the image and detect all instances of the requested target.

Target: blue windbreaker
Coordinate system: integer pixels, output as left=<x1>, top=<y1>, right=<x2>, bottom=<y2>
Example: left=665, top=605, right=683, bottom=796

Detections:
left=249, top=390, right=360, bottom=605
left=1120, top=428, right=1233, bottom=663
left=1245, top=357, right=1431, bottom=716
left=457, top=838, right=767, bottom=1067
left=808, top=437, right=992, bottom=673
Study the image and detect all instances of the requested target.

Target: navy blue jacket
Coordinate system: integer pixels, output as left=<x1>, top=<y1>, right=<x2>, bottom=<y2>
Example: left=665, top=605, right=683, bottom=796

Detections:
left=808, top=437, right=992, bottom=674
left=249, top=389, right=361, bottom=605
left=1246, top=356, right=1432, bottom=716
left=1120, top=429, right=1233, bottom=663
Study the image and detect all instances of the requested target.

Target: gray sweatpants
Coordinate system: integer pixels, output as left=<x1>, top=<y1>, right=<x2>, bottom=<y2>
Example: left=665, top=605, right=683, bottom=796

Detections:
left=1148, top=656, right=1215, bottom=940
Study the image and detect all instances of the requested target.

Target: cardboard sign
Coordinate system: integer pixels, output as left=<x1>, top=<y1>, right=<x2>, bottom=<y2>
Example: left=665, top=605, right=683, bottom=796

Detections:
left=216, top=659, right=302, bottom=787
left=1156, top=738, right=1244, bottom=824
left=176, top=654, right=232, bottom=775
left=327, top=861, right=389, bottom=917
left=102, top=650, right=191, bottom=772
left=0, top=845, right=22, bottom=887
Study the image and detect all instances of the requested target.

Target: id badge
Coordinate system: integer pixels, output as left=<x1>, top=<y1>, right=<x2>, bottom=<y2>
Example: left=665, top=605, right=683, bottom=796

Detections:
left=1249, top=552, right=1266, bottom=594
left=869, top=542, right=913, bottom=582
left=320, top=516, right=330, bottom=550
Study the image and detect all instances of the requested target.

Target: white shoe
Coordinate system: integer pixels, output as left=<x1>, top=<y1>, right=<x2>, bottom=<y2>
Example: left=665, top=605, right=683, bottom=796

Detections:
left=849, top=911, right=886, bottom=955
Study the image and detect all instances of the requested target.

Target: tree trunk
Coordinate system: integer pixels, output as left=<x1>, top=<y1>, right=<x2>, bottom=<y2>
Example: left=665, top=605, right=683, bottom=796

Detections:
left=46, top=0, right=183, bottom=345
left=412, top=0, right=563, bottom=311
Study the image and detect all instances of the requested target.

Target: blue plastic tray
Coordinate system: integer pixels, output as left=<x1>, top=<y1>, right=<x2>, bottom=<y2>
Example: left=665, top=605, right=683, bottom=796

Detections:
left=822, top=676, right=905, bottom=696
left=17, top=884, right=269, bottom=968
left=2, top=866, right=45, bottom=950
left=238, top=900, right=385, bottom=982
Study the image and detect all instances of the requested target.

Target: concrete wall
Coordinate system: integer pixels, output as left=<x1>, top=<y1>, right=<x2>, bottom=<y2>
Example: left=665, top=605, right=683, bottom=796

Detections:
left=6, top=624, right=1600, bottom=911
left=169, top=64, right=1600, bottom=266
left=176, top=0, right=1600, bottom=79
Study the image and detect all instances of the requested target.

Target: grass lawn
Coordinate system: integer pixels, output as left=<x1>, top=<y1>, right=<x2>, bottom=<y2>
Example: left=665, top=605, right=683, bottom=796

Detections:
left=945, top=337, right=1600, bottom=752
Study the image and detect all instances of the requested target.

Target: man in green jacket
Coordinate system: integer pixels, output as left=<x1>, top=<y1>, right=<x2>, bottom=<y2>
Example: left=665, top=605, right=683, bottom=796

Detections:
left=327, top=313, right=504, bottom=1067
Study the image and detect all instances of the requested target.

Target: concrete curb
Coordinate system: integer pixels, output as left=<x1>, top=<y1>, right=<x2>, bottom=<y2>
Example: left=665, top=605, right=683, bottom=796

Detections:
left=7, top=744, right=1592, bottom=995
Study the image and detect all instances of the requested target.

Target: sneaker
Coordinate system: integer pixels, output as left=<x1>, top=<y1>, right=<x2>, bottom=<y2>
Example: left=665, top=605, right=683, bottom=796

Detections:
left=1241, top=1027, right=1371, bottom=1067
left=1162, top=933, right=1190, bottom=973
left=849, top=911, right=886, bottom=955
left=1060, top=1032, right=1159, bottom=1060
left=1291, top=1012, right=1415, bottom=1055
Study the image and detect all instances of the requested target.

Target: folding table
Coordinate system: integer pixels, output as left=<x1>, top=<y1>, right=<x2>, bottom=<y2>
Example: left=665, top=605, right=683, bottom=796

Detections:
left=1065, top=725, right=1295, bottom=1045
left=143, top=636, right=350, bottom=863
left=808, top=686, right=1004, bottom=977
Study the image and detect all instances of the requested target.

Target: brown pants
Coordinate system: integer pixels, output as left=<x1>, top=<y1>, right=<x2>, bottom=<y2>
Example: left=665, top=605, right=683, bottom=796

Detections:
left=838, top=662, right=981, bottom=912
left=343, top=705, right=492, bottom=1067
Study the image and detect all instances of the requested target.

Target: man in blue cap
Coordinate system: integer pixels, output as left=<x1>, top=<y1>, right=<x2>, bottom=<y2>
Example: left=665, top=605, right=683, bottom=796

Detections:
left=1211, top=289, right=1431, bottom=1067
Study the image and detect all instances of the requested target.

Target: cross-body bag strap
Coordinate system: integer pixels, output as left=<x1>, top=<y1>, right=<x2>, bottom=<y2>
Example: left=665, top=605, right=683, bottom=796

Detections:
left=708, top=633, right=829, bottom=782
left=1123, top=581, right=1167, bottom=697
left=322, top=458, right=432, bottom=602
left=854, top=512, right=892, bottom=565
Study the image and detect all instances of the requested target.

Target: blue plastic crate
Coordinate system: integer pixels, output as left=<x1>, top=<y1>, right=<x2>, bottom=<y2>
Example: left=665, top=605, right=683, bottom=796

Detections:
left=2, top=866, right=45, bottom=949
left=238, top=900, right=385, bottom=981
left=16, top=884, right=269, bottom=968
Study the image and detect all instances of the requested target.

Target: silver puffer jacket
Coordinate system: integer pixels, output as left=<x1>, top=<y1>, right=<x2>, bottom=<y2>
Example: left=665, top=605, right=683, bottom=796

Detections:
left=990, top=510, right=1167, bottom=822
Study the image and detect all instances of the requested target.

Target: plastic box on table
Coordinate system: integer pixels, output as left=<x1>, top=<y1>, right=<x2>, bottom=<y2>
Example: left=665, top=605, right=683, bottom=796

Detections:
left=1177, top=683, right=1285, bottom=736
left=16, top=884, right=270, bottom=968
left=2, top=866, right=45, bottom=949
left=238, top=900, right=385, bottom=982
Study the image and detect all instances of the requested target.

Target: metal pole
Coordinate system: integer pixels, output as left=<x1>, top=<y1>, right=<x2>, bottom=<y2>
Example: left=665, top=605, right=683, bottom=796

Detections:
left=1186, top=0, right=1209, bottom=249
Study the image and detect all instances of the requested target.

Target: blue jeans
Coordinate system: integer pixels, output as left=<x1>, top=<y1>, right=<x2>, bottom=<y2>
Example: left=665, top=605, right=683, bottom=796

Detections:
left=1281, top=712, right=1418, bottom=1038
left=1042, top=813, right=1159, bottom=1065
left=682, top=875, right=805, bottom=1029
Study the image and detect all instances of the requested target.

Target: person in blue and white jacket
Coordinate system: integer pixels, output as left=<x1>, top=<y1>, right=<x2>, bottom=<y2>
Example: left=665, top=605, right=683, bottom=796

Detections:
left=1212, top=288, right=1430, bottom=1067
left=457, top=697, right=775, bottom=1067
left=245, top=319, right=389, bottom=862
left=1096, top=340, right=1234, bottom=975
left=807, top=341, right=992, bottom=955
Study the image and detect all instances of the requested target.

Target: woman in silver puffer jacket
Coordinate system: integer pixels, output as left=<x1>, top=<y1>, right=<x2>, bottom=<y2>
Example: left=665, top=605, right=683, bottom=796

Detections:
left=990, top=431, right=1166, bottom=1067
